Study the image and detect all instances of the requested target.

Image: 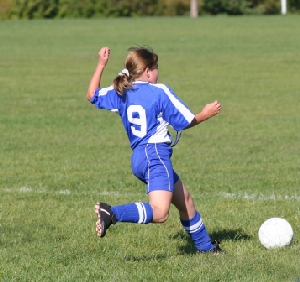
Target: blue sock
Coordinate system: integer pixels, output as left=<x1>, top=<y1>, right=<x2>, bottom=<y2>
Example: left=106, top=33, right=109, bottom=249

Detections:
left=180, top=211, right=215, bottom=252
left=111, top=202, right=153, bottom=224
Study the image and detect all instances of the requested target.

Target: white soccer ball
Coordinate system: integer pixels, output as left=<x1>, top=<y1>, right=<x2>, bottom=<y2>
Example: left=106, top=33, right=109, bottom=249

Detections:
left=258, top=218, right=293, bottom=249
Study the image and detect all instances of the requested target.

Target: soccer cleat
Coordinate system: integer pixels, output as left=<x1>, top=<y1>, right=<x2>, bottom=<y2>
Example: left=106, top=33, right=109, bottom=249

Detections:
left=197, top=240, right=226, bottom=255
left=95, top=202, right=116, bottom=238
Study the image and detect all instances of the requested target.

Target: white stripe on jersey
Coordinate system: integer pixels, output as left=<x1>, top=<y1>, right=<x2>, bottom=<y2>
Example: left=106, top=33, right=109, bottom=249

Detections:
left=154, top=84, right=195, bottom=123
left=96, top=86, right=119, bottom=113
left=183, top=218, right=203, bottom=233
left=97, top=85, right=114, bottom=96
left=136, top=202, right=147, bottom=224
left=148, top=112, right=171, bottom=144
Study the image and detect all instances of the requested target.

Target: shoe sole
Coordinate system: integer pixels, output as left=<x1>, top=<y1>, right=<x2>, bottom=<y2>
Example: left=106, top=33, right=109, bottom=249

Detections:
left=95, top=203, right=107, bottom=238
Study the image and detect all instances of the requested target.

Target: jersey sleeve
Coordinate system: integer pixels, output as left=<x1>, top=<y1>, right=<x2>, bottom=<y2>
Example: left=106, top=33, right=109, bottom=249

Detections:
left=155, top=84, right=195, bottom=131
left=90, top=86, right=120, bottom=113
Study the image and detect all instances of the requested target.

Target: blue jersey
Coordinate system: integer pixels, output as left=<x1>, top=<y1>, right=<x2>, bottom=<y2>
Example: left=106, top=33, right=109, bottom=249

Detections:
left=90, top=81, right=194, bottom=150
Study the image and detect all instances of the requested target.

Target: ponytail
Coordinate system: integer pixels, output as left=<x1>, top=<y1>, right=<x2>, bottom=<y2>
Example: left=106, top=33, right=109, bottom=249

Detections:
left=113, top=46, right=158, bottom=95
left=113, top=69, right=133, bottom=95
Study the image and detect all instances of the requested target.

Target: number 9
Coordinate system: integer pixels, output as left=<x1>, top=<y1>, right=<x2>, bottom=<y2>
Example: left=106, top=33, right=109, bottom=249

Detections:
left=127, top=105, right=147, bottom=138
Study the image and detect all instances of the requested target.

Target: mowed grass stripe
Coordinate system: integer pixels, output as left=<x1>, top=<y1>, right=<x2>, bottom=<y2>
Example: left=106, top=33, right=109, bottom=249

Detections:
left=2, top=187, right=300, bottom=202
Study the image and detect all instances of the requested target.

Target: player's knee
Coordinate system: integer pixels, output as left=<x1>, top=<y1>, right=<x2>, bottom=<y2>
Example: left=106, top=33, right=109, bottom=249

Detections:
left=155, top=214, right=169, bottom=223
left=158, top=212, right=169, bottom=223
left=152, top=208, right=169, bottom=223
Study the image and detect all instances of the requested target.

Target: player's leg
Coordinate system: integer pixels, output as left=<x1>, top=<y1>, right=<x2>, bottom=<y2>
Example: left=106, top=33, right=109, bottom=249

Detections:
left=95, top=190, right=173, bottom=237
left=171, top=179, right=224, bottom=254
left=95, top=143, right=174, bottom=237
left=145, top=143, right=175, bottom=223
left=148, top=190, right=173, bottom=223
left=95, top=190, right=172, bottom=237
left=171, top=179, right=195, bottom=220
left=95, top=201, right=153, bottom=237
left=95, top=195, right=172, bottom=237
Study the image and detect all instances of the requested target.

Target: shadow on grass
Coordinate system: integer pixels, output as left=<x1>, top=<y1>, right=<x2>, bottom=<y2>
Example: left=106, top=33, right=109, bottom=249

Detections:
left=124, top=254, right=167, bottom=262
left=170, top=228, right=252, bottom=255
left=209, top=228, right=252, bottom=241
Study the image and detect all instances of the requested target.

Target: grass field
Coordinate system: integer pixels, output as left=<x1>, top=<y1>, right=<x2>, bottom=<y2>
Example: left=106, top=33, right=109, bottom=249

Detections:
left=0, top=16, right=300, bottom=281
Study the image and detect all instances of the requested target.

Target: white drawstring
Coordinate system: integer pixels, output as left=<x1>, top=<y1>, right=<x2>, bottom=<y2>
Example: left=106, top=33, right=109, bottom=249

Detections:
left=171, top=131, right=182, bottom=147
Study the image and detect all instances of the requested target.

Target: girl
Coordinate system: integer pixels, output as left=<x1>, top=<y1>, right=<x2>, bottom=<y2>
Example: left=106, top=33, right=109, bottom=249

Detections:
left=86, top=46, right=224, bottom=254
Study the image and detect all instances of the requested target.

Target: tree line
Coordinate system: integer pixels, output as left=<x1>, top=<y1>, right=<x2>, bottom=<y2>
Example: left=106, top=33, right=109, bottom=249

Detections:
left=0, top=0, right=299, bottom=20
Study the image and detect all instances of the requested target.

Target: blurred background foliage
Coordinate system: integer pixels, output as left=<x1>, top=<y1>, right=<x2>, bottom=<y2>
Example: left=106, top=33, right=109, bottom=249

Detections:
left=0, top=0, right=299, bottom=19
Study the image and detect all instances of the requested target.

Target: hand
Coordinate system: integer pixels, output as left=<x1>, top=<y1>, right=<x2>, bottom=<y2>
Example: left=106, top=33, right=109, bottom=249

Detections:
left=201, top=100, right=222, bottom=120
left=187, top=100, right=222, bottom=129
left=98, top=47, right=110, bottom=67
left=86, top=47, right=110, bottom=100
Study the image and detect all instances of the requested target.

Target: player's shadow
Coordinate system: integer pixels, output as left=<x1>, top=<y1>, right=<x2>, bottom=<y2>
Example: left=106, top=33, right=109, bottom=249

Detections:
left=209, top=229, right=252, bottom=242
left=170, top=228, right=252, bottom=255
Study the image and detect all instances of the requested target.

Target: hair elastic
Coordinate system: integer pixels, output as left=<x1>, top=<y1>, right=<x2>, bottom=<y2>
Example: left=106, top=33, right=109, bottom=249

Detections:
left=118, top=68, right=129, bottom=77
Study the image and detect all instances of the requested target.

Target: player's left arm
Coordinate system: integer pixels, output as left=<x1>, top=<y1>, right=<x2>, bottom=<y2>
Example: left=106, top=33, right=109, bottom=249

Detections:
left=185, top=100, right=221, bottom=129
left=86, top=47, right=110, bottom=101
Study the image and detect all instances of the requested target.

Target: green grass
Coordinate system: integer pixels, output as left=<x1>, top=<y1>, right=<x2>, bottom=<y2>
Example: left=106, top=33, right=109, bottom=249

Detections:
left=0, top=16, right=300, bottom=281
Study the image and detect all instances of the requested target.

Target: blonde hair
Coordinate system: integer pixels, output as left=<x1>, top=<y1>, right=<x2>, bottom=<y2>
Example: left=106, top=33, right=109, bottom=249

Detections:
left=113, top=46, right=158, bottom=95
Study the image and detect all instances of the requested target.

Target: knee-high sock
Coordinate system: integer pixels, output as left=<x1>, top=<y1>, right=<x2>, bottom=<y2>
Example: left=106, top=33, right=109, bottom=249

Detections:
left=180, top=211, right=215, bottom=252
left=111, top=202, right=153, bottom=224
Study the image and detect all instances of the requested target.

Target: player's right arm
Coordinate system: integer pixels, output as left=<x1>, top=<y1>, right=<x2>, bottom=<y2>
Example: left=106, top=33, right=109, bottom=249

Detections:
left=185, top=100, right=222, bottom=129
left=86, top=47, right=110, bottom=101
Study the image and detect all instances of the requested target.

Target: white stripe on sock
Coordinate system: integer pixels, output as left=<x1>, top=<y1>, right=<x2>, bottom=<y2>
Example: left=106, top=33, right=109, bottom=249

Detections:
left=183, top=218, right=203, bottom=233
left=136, top=202, right=146, bottom=224
left=140, top=202, right=147, bottom=223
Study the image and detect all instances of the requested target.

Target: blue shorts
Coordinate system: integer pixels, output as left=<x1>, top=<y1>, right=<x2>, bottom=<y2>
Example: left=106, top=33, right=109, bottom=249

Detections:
left=131, top=143, right=180, bottom=194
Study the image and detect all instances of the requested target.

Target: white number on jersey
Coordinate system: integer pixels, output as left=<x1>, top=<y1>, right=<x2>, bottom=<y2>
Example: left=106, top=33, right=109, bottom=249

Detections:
left=127, top=105, right=147, bottom=138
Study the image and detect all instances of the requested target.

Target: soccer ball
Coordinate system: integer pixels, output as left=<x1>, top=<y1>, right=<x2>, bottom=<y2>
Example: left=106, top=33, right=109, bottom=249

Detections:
left=258, top=218, right=293, bottom=249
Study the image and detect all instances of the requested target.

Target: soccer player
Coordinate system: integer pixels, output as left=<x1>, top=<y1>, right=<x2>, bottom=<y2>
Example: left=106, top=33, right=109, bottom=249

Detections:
left=86, top=46, right=224, bottom=254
